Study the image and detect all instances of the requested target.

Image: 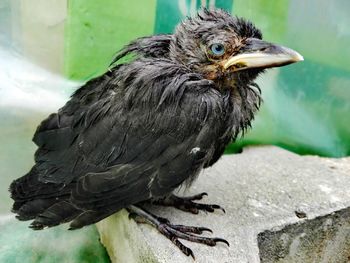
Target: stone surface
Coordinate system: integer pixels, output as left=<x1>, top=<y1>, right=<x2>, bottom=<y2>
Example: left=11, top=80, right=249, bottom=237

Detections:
left=96, top=146, right=350, bottom=263
left=258, top=208, right=350, bottom=263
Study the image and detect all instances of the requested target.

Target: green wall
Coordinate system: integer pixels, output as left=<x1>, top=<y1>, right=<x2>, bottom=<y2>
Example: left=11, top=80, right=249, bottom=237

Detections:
left=64, top=0, right=157, bottom=80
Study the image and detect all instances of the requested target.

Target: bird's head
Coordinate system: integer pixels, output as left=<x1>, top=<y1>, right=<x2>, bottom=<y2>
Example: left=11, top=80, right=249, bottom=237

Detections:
left=169, top=8, right=303, bottom=87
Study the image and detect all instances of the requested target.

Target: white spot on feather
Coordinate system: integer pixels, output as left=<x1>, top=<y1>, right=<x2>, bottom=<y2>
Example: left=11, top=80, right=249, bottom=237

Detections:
left=147, top=172, right=157, bottom=189
left=190, top=147, right=200, bottom=154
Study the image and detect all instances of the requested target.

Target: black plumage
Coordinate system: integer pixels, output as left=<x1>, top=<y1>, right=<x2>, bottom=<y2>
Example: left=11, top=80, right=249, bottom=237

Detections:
left=9, top=8, right=302, bottom=257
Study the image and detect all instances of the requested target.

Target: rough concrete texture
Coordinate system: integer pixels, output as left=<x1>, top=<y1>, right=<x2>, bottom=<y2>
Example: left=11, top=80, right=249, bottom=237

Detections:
left=258, top=208, right=350, bottom=263
left=96, top=146, right=350, bottom=263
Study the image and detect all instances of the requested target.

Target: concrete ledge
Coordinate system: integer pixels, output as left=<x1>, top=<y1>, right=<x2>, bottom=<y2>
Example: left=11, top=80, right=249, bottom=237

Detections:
left=97, top=210, right=158, bottom=263
left=258, top=207, right=350, bottom=263
left=96, top=146, right=350, bottom=263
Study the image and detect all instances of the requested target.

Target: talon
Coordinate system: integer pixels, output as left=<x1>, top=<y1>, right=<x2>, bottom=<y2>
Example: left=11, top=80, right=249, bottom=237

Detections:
left=128, top=212, right=137, bottom=220
left=199, top=227, right=213, bottom=234
left=205, top=207, right=215, bottom=212
left=172, top=237, right=195, bottom=259
left=214, top=238, right=230, bottom=247
left=195, top=192, right=208, bottom=200
left=211, top=205, right=226, bottom=213
left=171, top=224, right=213, bottom=235
left=189, top=249, right=195, bottom=260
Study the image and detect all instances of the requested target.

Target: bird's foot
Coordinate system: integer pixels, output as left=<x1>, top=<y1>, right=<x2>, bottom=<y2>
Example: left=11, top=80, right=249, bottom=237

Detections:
left=152, top=192, right=225, bottom=214
left=127, top=205, right=229, bottom=259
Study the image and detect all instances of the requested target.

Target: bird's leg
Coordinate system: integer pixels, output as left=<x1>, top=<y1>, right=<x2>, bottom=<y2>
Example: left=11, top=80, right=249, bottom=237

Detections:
left=127, top=205, right=229, bottom=259
left=151, top=192, right=225, bottom=214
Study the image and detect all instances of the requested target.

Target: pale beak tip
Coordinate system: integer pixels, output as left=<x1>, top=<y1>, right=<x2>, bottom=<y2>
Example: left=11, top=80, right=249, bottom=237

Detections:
left=294, top=51, right=304, bottom=62
left=287, top=47, right=304, bottom=62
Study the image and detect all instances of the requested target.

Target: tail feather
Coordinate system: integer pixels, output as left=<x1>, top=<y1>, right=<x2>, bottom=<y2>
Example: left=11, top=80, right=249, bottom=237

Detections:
left=10, top=166, right=118, bottom=230
left=10, top=166, right=81, bottom=229
left=30, top=201, right=82, bottom=230
left=10, top=167, right=68, bottom=205
left=15, top=198, right=58, bottom=221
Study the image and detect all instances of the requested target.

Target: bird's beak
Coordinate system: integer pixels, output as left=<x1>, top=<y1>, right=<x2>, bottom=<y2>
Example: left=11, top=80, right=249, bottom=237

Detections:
left=223, top=38, right=303, bottom=71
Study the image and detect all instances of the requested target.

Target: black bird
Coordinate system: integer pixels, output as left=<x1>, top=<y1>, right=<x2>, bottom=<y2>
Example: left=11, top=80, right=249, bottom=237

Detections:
left=9, top=8, right=302, bottom=258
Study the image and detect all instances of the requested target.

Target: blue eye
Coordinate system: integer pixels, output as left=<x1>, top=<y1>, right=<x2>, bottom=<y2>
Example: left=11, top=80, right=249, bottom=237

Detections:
left=210, top=43, right=225, bottom=56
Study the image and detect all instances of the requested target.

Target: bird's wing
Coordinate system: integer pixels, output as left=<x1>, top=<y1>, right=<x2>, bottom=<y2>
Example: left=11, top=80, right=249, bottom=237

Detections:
left=32, top=59, right=228, bottom=214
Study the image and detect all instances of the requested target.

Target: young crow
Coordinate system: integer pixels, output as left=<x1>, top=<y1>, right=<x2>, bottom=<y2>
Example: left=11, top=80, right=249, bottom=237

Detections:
left=10, top=8, right=303, bottom=258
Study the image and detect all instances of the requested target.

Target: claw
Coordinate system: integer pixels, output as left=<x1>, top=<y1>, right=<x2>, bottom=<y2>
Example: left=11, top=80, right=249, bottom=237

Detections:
left=189, top=249, right=195, bottom=260
left=199, top=226, right=213, bottom=234
left=205, top=206, right=215, bottom=212
left=211, top=204, right=225, bottom=213
left=128, top=212, right=137, bottom=220
left=171, top=224, right=213, bottom=234
left=173, top=238, right=195, bottom=260
left=195, top=192, right=208, bottom=200
left=214, top=238, right=230, bottom=247
left=181, top=192, right=208, bottom=201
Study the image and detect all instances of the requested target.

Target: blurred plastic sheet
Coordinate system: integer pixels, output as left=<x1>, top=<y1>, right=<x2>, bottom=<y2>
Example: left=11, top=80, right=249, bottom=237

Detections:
left=0, top=47, right=79, bottom=114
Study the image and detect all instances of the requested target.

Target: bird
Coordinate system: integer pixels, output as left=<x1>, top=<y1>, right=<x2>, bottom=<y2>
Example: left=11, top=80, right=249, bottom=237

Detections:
left=9, top=8, right=303, bottom=259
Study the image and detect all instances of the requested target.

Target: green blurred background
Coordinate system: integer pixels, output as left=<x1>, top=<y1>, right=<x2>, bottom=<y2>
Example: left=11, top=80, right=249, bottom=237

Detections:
left=0, top=0, right=349, bottom=262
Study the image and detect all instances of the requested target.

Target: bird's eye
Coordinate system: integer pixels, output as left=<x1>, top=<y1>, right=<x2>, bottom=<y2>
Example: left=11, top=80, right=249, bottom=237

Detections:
left=209, top=43, right=225, bottom=56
